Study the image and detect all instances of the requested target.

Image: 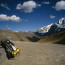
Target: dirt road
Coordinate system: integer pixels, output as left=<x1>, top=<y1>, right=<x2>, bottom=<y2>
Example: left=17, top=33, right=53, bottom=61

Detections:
left=0, top=41, right=65, bottom=65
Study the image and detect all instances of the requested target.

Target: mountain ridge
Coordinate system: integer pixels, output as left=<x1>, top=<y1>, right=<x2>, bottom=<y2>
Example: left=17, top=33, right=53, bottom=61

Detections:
left=36, top=17, right=65, bottom=36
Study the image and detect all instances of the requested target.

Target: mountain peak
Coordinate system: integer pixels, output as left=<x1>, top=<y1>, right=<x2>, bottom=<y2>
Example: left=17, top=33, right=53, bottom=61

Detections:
left=37, top=24, right=53, bottom=33
left=59, top=17, right=65, bottom=25
left=37, top=17, right=65, bottom=34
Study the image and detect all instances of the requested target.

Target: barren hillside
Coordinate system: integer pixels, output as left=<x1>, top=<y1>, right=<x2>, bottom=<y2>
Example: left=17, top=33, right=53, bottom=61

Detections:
left=0, top=29, right=29, bottom=41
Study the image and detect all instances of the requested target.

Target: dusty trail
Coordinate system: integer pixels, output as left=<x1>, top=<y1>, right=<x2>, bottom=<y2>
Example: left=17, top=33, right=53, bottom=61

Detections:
left=0, top=41, right=65, bottom=65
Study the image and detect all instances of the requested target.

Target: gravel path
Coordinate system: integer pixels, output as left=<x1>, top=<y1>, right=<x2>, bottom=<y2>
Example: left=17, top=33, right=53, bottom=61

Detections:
left=0, top=41, right=65, bottom=65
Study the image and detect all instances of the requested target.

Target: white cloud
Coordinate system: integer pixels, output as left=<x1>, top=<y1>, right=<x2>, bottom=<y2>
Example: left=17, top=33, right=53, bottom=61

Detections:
left=16, top=1, right=40, bottom=13
left=0, top=3, right=10, bottom=10
left=50, top=15, right=55, bottom=19
left=0, top=14, right=21, bottom=22
left=16, top=3, right=22, bottom=10
left=54, top=1, right=65, bottom=11
left=42, top=2, right=50, bottom=4
left=37, top=4, right=41, bottom=7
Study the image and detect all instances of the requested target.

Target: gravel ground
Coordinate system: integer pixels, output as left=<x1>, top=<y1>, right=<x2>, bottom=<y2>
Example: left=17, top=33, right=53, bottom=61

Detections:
left=0, top=41, right=65, bottom=65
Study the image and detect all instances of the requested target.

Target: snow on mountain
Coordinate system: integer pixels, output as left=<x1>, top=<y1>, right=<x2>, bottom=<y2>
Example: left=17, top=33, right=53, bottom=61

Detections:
left=37, top=17, right=65, bottom=34
left=57, top=18, right=65, bottom=28
left=56, top=23, right=65, bottom=28
left=59, top=18, right=65, bottom=25
left=37, top=24, right=53, bottom=33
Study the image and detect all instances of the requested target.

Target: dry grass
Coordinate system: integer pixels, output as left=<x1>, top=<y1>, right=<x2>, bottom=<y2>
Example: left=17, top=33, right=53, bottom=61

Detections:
left=0, top=29, right=29, bottom=41
left=38, top=31, right=65, bottom=44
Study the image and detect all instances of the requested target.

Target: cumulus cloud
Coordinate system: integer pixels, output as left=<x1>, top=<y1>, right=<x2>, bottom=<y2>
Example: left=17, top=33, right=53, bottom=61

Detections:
left=0, top=14, right=21, bottom=22
left=53, top=1, right=65, bottom=11
left=50, top=15, right=55, bottom=19
left=0, top=3, right=10, bottom=10
left=42, top=1, right=50, bottom=4
left=16, top=1, right=40, bottom=13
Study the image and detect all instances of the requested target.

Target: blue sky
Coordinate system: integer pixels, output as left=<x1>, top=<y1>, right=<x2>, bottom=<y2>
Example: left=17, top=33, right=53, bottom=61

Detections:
left=0, top=0, right=65, bottom=31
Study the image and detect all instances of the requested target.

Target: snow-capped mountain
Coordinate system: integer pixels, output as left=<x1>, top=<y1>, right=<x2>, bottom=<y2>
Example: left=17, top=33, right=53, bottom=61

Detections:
left=58, top=18, right=65, bottom=25
left=37, top=24, right=53, bottom=33
left=57, top=18, right=65, bottom=28
left=36, top=18, right=65, bottom=36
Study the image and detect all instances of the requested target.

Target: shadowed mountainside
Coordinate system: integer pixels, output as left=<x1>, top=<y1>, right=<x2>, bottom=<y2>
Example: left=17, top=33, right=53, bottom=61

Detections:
left=19, top=31, right=40, bottom=42
left=38, top=31, right=65, bottom=44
